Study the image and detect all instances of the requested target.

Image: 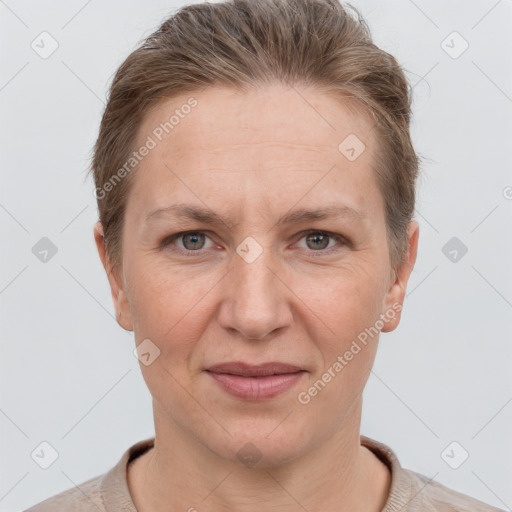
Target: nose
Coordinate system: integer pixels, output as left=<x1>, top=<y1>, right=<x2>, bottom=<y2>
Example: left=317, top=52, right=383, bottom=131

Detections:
left=216, top=246, right=293, bottom=341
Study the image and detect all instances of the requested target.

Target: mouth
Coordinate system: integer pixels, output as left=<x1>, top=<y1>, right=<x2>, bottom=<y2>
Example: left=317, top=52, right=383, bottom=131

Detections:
left=205, top=362, right=306, bottom=400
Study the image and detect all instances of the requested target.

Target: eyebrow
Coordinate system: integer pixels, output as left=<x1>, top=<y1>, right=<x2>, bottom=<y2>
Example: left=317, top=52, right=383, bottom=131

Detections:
left=145, top=203, right=365, bottom=230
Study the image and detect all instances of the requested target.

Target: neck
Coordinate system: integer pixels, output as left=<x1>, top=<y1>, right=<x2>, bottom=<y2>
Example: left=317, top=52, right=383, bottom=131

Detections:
left=128, top=398, right=391, bottom=512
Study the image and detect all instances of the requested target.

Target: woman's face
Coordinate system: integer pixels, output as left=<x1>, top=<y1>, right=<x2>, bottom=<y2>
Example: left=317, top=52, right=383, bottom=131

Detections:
left=96, top=84, right=418, bottom=466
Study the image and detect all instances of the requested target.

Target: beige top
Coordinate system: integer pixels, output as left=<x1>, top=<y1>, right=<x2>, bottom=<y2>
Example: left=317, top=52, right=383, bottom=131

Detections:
left=25, top=435, right=504, bottom=511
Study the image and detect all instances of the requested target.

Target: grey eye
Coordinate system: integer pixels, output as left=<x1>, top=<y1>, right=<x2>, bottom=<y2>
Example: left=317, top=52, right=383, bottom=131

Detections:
left=304, top=232, right=331, bottom=250
left=178, top=232, right=207, bottom=250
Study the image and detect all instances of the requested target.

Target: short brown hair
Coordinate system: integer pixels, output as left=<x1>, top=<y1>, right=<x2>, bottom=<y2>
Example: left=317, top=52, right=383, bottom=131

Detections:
left=89, top=0, right=420, bottom=274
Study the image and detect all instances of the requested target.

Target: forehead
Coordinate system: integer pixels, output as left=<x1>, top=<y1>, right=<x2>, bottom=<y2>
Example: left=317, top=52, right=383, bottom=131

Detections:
left=128, top=84, right=382, bottom=219
left=137, top=84, right=376, bottom=165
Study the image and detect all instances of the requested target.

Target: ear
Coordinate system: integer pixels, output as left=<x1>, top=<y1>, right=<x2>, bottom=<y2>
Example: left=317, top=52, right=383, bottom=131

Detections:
left=93, top=221, right=133, bottom=331
left=380, top=220, right=419, bottom=333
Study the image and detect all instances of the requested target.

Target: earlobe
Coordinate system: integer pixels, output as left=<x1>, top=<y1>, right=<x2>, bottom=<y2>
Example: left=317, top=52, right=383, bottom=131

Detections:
left=93, top=222, right=134, bottom=331
left=380, top=220, right=420, bottom=333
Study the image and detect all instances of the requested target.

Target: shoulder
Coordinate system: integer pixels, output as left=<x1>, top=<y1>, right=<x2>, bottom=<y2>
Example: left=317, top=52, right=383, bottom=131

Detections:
left=360, top=435, right=504, bottom=512
left=24, top=437, right=154, bottom=511
left=405, top=469, right=505, bottom=512
left=24, top=473, right=105, bottom=512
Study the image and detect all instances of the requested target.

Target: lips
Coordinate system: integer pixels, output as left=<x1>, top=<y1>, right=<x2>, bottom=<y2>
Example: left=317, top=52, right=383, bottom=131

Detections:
left=206, top=362, right=303, bottom=377
left=205, top=362, right=306, bottom=400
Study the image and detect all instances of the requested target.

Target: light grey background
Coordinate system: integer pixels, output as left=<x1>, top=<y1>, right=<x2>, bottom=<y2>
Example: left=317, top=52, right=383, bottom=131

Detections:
left=1, top=0, right=511, bottom=510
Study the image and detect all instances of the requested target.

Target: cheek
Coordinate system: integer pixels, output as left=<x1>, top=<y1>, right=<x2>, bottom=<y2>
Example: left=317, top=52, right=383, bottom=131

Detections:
left=128, top=250, right=387, bottom=350
left=126, top=259, right=219, bottom=361
left=302, top=263, right=385, bottom=340
left=128, top=258, right=199, bottom=323
left=295, top=263, right=385, bottom=390
left=295, top=273, right=382, bottom=424
left=126, top=263, right=213, bottom=410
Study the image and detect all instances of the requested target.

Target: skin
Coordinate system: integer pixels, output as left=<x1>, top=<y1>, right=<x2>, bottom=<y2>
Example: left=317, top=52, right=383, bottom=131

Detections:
left=94, top=83, right=419, bottom=512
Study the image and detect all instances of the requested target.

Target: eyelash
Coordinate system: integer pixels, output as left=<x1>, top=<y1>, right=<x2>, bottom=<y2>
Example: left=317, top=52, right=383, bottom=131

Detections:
left=160, top=230, right=349, bottom=257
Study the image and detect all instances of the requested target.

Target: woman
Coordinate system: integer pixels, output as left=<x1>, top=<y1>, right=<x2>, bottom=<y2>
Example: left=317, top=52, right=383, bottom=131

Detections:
left=26, top=0, right=503, bottom=510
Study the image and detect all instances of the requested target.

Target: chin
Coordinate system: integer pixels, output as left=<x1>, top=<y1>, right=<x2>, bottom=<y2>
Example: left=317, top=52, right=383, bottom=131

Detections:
left=205, top=420, right=312, bottom=469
